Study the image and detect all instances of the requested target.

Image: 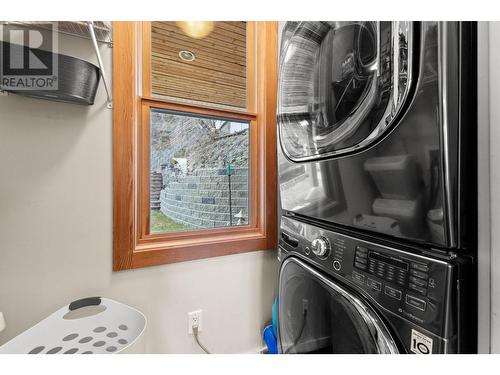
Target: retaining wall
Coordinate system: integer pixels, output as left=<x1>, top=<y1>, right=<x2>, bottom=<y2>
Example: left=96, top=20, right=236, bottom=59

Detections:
left=159, top=167, right=249, bottom=228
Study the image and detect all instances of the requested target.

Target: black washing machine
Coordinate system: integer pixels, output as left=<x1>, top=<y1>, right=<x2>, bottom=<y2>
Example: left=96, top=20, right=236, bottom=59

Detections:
left=276, top=21, right=477, bottom=354
left=278, top=217, right=475, bottom=354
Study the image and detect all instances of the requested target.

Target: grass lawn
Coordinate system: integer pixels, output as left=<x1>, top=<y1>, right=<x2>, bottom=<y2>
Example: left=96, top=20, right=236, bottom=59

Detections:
left=150, top=210, right=189, bottom=233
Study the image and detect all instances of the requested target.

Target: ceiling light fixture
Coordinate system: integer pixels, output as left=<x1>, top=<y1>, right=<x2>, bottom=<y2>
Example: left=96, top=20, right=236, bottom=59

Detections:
left=176, top=21, right=214, bottom=39
left=179, top=50, right=196, bottom=62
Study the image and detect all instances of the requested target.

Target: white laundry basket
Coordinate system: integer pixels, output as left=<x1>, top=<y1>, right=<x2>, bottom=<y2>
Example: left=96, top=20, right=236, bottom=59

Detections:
left=0, top=297, right=146, bottom=354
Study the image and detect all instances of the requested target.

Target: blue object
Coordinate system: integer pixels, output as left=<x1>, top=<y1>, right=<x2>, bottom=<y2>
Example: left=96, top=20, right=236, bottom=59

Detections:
left=262, top=297, right=279, bottom=354
left=272, top=297, right=278, bottom=338
left=263, top=325, right=278, bottom=354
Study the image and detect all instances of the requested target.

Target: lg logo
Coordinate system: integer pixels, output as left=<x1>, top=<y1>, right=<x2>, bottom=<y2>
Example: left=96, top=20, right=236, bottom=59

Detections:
left=0, top=23, right=58, bottom=90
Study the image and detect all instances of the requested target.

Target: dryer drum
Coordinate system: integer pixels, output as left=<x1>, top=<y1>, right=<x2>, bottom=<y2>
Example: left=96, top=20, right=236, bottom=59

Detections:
left=278, top=21, right=414, bottom=161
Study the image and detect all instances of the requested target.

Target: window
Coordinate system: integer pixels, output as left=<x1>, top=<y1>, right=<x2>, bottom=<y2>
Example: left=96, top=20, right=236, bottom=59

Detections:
left=149, top=109, right=250, bottom=233
left=113, top=22, right=278, bottom=270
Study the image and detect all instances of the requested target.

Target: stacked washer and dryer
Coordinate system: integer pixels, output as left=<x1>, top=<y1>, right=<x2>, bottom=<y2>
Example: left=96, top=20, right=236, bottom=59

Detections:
left=276, top=22, right=477, bottom=354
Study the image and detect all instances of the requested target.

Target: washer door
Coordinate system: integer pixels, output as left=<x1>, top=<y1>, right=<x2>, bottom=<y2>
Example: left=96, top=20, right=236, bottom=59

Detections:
left=278, top=257, right=399, bottom=354
left=278, top=21, right=414, bottom=161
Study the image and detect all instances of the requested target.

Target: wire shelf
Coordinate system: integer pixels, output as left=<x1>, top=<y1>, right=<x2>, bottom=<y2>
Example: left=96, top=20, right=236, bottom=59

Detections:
left=0, top=21, right=112, bottom=45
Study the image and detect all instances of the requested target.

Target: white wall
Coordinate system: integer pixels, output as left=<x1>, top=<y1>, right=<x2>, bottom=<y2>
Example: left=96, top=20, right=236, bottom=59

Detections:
left=476, top=21, right=500, bottom=354
left=489, top=21, right=500, bottom=353
left=0, top=32, right=279, bottom=353
left=477, top=21, right=491, bottom=354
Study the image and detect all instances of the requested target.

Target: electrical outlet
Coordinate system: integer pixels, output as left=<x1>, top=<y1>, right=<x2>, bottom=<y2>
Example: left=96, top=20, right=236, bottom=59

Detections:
left=188, top=310, right=202, bottom=334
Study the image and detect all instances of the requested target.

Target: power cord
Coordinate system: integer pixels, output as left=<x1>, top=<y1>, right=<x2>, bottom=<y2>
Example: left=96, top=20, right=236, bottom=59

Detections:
left=193, top=326, right=211, bottom=354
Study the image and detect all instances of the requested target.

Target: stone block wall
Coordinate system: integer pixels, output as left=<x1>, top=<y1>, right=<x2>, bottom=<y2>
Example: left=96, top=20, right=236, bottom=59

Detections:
left=160, top=167, right=249, bottom=228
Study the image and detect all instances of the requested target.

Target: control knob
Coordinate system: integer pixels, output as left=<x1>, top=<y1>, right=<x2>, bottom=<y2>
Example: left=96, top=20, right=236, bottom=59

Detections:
left=311, top=237, right=330, bottom=257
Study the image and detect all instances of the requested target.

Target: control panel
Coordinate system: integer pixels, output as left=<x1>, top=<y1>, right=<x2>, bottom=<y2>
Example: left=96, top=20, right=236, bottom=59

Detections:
left=278, top=216, right=455, bottom=339
left=354, top=248, right=430, bottom=297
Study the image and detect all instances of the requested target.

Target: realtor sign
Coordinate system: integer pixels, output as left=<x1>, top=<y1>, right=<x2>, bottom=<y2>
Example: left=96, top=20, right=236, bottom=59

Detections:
left=0, top=22, right=58, bottom=91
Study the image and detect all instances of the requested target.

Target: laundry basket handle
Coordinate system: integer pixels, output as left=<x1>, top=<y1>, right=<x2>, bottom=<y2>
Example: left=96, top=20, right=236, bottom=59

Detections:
left=68, top=296, right=102, bottom=311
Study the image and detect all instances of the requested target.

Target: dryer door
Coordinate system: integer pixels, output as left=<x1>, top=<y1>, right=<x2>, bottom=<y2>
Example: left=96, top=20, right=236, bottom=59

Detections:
left=278, top=21, right=414, bottom=161
left=278, top=257, right=399, bottom=354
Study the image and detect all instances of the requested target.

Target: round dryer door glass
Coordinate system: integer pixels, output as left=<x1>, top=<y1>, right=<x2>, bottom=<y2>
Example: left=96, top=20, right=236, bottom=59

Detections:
left=278, top=21, right=413, bottom=161
left=278, top=258, right=398, bottom=354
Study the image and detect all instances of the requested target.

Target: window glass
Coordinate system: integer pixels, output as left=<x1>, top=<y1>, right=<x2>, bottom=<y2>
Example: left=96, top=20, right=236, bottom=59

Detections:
left=150, top=108, right=250, bottom=233
left=151, top=21, right=247, bottom=109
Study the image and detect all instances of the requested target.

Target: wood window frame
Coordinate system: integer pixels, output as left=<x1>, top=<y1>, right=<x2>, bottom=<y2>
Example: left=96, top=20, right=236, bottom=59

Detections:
left=113, top=22, right=278, bottom=271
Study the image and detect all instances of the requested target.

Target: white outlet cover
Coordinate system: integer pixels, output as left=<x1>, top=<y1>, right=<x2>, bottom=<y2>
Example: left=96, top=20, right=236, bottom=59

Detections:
left=188, top=310, right=202, bottom=334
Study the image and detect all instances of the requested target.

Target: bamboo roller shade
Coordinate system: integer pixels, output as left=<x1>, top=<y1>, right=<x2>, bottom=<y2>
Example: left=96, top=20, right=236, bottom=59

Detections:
left=151, top=21, right=247, bottom=109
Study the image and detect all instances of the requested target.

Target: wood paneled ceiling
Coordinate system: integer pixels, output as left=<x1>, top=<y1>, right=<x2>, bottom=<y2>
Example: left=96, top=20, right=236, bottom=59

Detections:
left=151, top=21, right=247, bottom=109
